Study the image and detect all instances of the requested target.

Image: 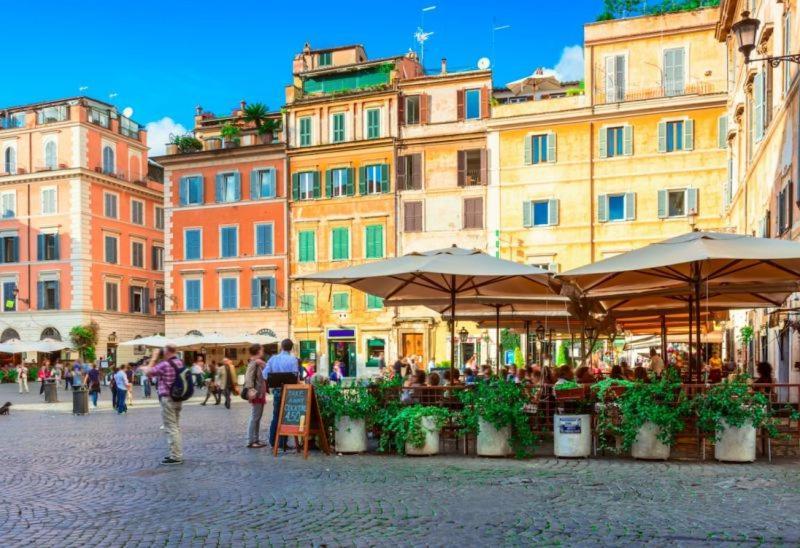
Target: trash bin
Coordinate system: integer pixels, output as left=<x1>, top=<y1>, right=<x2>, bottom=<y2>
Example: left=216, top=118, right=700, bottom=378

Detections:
left=72, top=387, right=89, bottom=415
left=44, top=379, right=58, bottom=403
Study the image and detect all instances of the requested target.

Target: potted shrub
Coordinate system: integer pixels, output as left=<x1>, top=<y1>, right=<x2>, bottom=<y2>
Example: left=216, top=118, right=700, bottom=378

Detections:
left=379, top=405, right=450, bottom=456
left=167, top=134, right=203, bottom=154
left=205, top=137, right=222, bottom=151
left=220, top=122, right=241, bottom=148
left=694, top=377, right=777, bottom=462
left=458, top=379, right=538, bottom=458
left=553, top=380, right=593, bottom=457
left=315, top=381, right=377, bottom=453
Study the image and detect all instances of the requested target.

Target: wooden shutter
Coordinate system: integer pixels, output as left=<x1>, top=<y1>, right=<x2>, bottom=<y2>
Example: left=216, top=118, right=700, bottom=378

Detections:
left=481, top=87, right=490, bottom=119
left=380, top=164, right=389, bottom=193
left=233, top=172, right=241, bottom=200
left=358, top=166, right=367, bottom=195
left=597, top=195, right=608, bottom=222
left=325, top=169, right=333, bottom=197
left=686, top=188, right=698, bottom=215
left=346, top=168, right=355, bottom=196
left=179, top=177, right=188, bottom=205
left=420, top=94, right=430, bottom=124
left=128, top=286, right=135, bottom=313
left=683, top=119, right=694, bottom=151
left=37, top=234, right=44, bottom=261
left=398, top=95, right=405, bottom=126
left=36, top=281, right=43, bottom=310
left=547, top=132, right=556, bottom=163
left=598, top=128, right=608, bottom=159
left=657, top=122, right=666, bottom=152
left=547, top=199, right=559, bottom=226
left=623, top=125, right=633, bottom=155
left=251, top=278, right=260, bottom=308
left=411, top=154, right=422, bottom=190
left=456, top=89, right=465, bottom=120
left=53, top=234, right=60, bottom=260
left=250, top=170, right=259, bottom=200
left=657, top=190, right=667, bottom=218
left=142, top=287, right=150, bottom=314
left=522, top=201, right=532, bottom=227
left=604, top=56, right=616, bottom=101
left=524, top=136, right=533, bottom=165
left=718, top=116, right=728, bottom=149
left=479, top=149, right=488, bottom=185
left=625, top=192, right=636, bottom=220
left=215, top=173, right=223, bottom=202
left=464, top=197, right=483, bottom=229
left=396, top=155, right=407, bottom=190
left=754, top=71, right=764, bottom=141
left=312, top=171, right=321, bottom=198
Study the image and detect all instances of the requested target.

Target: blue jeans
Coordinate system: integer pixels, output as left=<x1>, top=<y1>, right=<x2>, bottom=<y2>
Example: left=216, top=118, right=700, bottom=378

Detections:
left=143, top=380, right=152, bottom=398
left=116, top=388, right=127, bottom=413
left=269, top=387, right=287, bottom=449
left=90, top=391, right=98, bottom=407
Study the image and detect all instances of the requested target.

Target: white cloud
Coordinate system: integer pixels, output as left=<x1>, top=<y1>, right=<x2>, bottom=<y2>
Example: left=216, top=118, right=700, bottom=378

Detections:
left=145, top=117, right=188, bottom=156
left=544, top=45, right=585, bottom=82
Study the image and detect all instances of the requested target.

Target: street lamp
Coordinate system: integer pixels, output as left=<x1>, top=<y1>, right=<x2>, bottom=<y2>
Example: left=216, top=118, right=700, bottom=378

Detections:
left=732, top=11, right=800, bottom=65
left=583, top=325, right=597, bottom=341
left=458, top=326, right=469, bottom=344
left=535, top=322, right=546, bottom=342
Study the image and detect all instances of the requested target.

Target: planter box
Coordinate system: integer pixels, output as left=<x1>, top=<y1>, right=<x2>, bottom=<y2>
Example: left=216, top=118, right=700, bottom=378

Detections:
left=477, top=417, right=512, bottom=457
left=715, top=420, right=756, bottom=462
left=554, top=386, right=587, bottom=401
left=405, top=416, right=440, bottom=456
left=205, top=139, right=221, bottom=151
left=554, top=414, right=591, bottom=457
left=334, top=416, right=367, bottom=453
left=165, top=143, right=179, bottom=155
left=631, top=421, right=670, bottom=460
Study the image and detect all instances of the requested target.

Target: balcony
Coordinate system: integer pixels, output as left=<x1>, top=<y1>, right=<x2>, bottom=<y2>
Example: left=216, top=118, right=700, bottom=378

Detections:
left=595, top=79, right=726, bottom=104
left=36, top=106, right=69, bottom=125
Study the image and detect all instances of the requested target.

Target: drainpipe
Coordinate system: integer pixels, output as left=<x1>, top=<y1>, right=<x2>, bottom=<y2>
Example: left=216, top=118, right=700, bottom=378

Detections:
left=392, top=101, right=400, bottom=360
left=27, top=130, right=32, bottom=310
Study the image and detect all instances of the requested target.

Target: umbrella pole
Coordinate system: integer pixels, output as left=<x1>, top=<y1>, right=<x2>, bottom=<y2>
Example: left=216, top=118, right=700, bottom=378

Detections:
left=688, top=294, right=694, bottom=381
left=694, top=277, right=702, bottom=383
left=450, top=279, right=456, bottom=381
left=525, top=320, right=531, bottom=367
left=660, top=314, right=667, bottom=367
left=495, top=304, right=501, bottom=376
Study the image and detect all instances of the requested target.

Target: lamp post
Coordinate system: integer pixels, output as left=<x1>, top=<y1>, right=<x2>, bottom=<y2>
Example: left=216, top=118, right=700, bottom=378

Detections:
left=458, top=326, right=468, bottom=369
left=732, top=11, right=800, bottom=66
left=583, top=325, right=597, bottom=365
left=535, top=322, right=546, bottom=367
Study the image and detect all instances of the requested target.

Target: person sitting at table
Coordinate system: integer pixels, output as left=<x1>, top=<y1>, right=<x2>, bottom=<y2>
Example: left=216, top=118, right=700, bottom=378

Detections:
left=575, top=366, right=595, bottom=384
left=554, top=365, right=574, bottom=385
left=753, top=362, right=774, bottom=396
left=609, top=365, right=624, bottom=380
left=463, top=367, right=476, bottom=384
left=633, top=365, right=649, bottom=382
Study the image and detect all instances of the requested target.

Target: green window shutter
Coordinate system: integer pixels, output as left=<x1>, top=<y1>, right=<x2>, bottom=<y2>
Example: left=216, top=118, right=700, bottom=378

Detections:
left=625, top=192, right=636, bottom=220
left=522, top=200, right=532, bottom=227
left=547, top=132, right=556, bottom=163
left=683, top=119, right=694, bottom=151
left=598, top=128, right=607, bottom=159
left=325, top=169, right=333, bottom=197
left=292, top=173, right=300, bottom=200
left=548, top=199, right=559, bottom=226
left=623, top=125, right=633, bottom=155
left=718, top=116, right=728, bottom=149
left=380, top=164, right=389, bottom=193
left=657, top=190, right=667, bottom=218
left=366, top=225, right=383, bottom=258
left=524, top=136, right=532, bottom=165
left=686, top=188, right=698, bottom=215
left=753, top=71, right=764, bottom=141
left=346, top=168, right=355, bottom=196
left=358, top=166, right=367, bottom=195
left=313, top=171, right=321, bottom=198
left=597, top=194, right=608, bottom=222
left=657, top=122, right=666, bottom=153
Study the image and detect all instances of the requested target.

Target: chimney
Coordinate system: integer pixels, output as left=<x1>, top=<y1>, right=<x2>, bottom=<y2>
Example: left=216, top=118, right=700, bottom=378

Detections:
left=195, top=105, right=203, bottom=116
left=441, top=58, right=447, bottom=74
left=240, top=99, right=246, bottom=112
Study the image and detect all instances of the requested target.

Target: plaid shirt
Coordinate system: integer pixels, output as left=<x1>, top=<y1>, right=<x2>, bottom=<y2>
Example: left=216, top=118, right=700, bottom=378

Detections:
left=147, top=357, right=182, bottom=398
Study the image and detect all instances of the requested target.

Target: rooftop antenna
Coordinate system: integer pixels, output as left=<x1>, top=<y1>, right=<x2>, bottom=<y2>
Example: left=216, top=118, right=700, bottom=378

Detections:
left=417, top=5, right=436, bottom=67
left=108, top=92, right=118, bottom=99
left=491, top=20, right=511, bottom=76
left=78, top=86, right=89, bottom=93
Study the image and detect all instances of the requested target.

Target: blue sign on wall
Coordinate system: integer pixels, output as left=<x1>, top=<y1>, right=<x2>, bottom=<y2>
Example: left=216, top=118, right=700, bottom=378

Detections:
left=328, top=329, right=355, bottom=338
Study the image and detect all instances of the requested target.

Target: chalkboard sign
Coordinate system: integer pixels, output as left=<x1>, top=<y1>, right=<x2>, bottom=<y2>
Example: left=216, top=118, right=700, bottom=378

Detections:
left=273, top=384, right=331, bottom=459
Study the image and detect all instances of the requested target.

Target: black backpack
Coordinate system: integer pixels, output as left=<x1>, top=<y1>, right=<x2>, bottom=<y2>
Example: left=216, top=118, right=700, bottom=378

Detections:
left=168, top=358, right=194, bottom=402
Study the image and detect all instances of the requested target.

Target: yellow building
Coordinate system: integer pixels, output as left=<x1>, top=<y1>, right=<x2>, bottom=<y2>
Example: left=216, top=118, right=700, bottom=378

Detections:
left=286, top=44, right=423, bottom=376
left=488, top=7, right=729, bottom=272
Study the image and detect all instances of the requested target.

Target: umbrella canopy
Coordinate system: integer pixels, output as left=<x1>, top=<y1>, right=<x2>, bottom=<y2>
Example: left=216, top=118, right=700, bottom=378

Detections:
left=0, top=339, right=72, bottom=354
left=506, top=72, right=563, bottom=95
left=119, top=335, right=174, bottom=347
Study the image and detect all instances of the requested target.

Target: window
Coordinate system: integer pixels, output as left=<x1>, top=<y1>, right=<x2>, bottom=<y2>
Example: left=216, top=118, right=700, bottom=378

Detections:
left=119, top=117, right=139, bottom=139
left=252, top=276, right=276, bottom=309
left=220, top=278, right=238, bottom=310
left=525, top=133, right=556, bottom=164
left=299, top=294, right=316, bottom=313
left=327, top=168, right=352, bottom=197
left=4, top=147, right=16, bottom=174
left=155, top=206, right=164, bottom=230
left=220, top=226, right=238, bottom=258
left=102, top=145, right=115, bottom=174
left=152, top=246, right=164, bottom=271
left=1, top=112, right=24, bottom=129
left=397, top=154, right=422, bottom=191
left=457, top=149, right=486, bottom=186
left=299, top=340, right=317, bottom=360
left=36, top=105, right=68, bottom=124
left=104, top=235, right=118, bottom=264
left=522, top=199, right=559, bottom=227
left=663, top=47, right=686, bottom=96
left=598, top=193, right=635, bottom=222
left=332, top=292, right=349, bottom=312
left=298, top=230, right=316, bottom=262
left=318, top=52, right=332, bottom=66
left=216, top=172, right=240, bottom=203
left=185, top=279, right=201, bottom=311
left=255, top=223, right=274, bottom=256
left=179, top=176, right=204, bottom=206
left=0, top=234, right=19, bottom=263
left=331, top=112, right=346, bottom=143
left=366, top=294, right=384, bottom=310
left=132, top=241, right=144, bottom=268
left=463, top=197, right=484, bottom=229
left=299, top=116, right=312, bottom=146
left=41, top=188, right=57, bottom=214
left=404, top=201, right=423, bottom=232
left=366, top=108, right=381, bottom=139
left=778, top=184, right=793, bottom=235
left=88, top=108, right=109, bottom=128
left=105, top=281, right=119, bottom=312
left=37, top=280, right=60, bottom=310
left=783, top=11, right=792, bottom=95
left=104, top=193, right=118, bottom=218
left=718, top=116, right=728, bottom=149
left=1, top=191, right=15, bottom=218
left=331, top=227, right=350, bottom=261
left=44, top=140, right=57, bottom=169
left=131, top=200, right=144, bottom=225
left=657, top=188, right=698, bottom=218
left=405, top=95, right=420, bottom=125
left=365, top=225, right=383, bottom=259
left=251, top=169, right=275, bottom=200
left=293, top=171, right=319, bottom=200
left=360, top=164, right=387, bottom=195
left=184, top=229, right=201, bottom=260
left=659, top=120, right=693, bottom=153
left=37, top=233, right=60, bottom=261
left=129, top=285, right=148, bottom=314
left=753, top=71, right=766, bottom=143
left=3, top=281, right=17, bottom=312
left=600, top=126, right=632, bottom=158
left=465, top=89, right=481, bottom=119
left=604, top=54, right=626, bottom=103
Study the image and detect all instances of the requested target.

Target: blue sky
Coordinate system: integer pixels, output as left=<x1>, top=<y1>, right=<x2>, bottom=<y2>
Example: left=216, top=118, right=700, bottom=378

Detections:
left=6, top=0, right=597, bottom=152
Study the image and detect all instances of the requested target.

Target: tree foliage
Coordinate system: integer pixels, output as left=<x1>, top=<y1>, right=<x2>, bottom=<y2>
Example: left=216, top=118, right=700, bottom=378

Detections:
left=597, top=0, right=720, bottom=21
left=70, top=321, right=99, bottom=362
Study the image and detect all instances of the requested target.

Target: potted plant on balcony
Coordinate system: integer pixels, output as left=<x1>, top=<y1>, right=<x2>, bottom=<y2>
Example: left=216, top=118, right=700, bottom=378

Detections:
left=458, top=379, right=538, bottom=458
left=166, top=134, right=203, bottom=155
left=243, top=102, right=281, bottom=144
left=315, top=381, right=377, bottom=454
left=378, top=405, right=450, bottom=456
left=220, top=122, right=241, bottom=148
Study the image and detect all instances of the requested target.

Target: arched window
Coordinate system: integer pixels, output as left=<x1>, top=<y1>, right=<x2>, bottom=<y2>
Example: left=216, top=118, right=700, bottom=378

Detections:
left=4, top=147, right=16, bottom=174
left=44, top=140, right=57, bottom=169
left=185, top=329, right=203, bottom=337
left=40, top=327, right=61, bottom=341
left=256, top=328, right=277, bottom=337
left=1, top=328, right=20, bottom=342
left=102, top=145, right=115, bottom=174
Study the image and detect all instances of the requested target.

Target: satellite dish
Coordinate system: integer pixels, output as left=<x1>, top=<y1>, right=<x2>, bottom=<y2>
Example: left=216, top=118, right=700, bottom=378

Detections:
left=122, top=107, right=134, bottom=118
left=478, top=57, right=491, bottom=70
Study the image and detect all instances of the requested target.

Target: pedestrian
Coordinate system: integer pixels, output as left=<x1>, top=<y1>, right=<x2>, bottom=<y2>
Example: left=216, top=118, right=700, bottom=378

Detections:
left=201, top=361, right=221, bottom=405
left=51, top=360, right=62, bottom=390
left=263, top=338, right=300, bottom=450
left=64, top=363, right=73, bottom=390
left=86, top=363, right=101, bottom=407
left=243, top=344, right=267, bottom=448
left=125, top=363, right=135, bottom=407
left=70, top=363, right=84, bottom=390
left=113, top=365, right=129, bottom=414
left=142, top=366, right=153, bottom=399
left=145, top=345, right=185, bottom=465
left=191, top=356, right=205, bottom=390
left=38, top=360, right=52, bottom=395
left=218, top=358, right=238, bottom=409
left=648, top=347, right=665, bottom=377
left=16, top=363, right=28, bottom=393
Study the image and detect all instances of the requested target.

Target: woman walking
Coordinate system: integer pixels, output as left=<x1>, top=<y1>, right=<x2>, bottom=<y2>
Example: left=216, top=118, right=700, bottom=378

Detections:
left=244, top=345, right=267, bottom=448
left=219, top=358, right=239, bottom=409
left=86, top=363, right=101, bottom=407
left=16, top=363, right=28, bottom=393
left=201, top=361, right=222, bottom=405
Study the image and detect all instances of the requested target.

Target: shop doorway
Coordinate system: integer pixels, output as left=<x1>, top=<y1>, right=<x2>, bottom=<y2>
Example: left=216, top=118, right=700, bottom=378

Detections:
left=402, top=333, right=423, bottom=361
left=329, top=340, right=356, bottom=377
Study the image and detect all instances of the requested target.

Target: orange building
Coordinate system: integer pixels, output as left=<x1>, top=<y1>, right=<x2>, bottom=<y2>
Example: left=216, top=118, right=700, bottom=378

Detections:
left=0, top=97, right=163, bottom=364
left=157, top=102, right=288, bottom=357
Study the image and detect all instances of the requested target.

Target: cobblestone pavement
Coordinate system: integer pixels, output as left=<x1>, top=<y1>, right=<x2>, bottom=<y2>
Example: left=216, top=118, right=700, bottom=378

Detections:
left=1, top=383, right=800, bottom=547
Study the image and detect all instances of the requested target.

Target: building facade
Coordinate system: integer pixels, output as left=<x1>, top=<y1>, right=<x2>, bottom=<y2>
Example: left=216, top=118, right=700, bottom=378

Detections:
left=0, top=97, right=163, bottom=364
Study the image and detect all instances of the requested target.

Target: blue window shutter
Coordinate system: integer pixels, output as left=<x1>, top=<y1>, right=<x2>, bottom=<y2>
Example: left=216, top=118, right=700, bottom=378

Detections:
left=547, top=132, right=556, bottom=163
left=251, top=277, right=260, bottom=308
left=686, top=188, right=698, bottom=215
left=623, top=125, right=633, bottom=156
left=657, top=190, right=668, bottom=218
left=346, top=168, right=355, bottom=196
left=53, top=281, right=60, bottom=310
left=10, top=237, right=17, bottom=262
left=37, top=234, right=44, bottom=261
left=548, top=199, right=559, bottom=226
left=524, top=136, right=532, bottom=165
left=37, top=281, right=44, bottom=310
left=625, top=192, right=636, bottom=220
left=266, top=169, right=275, bottom=197
left=197, top=176, right=205, bottom=204
left=359, top=166, right=367, bottom=195
left=522, top=201, right=532, bottom=227
left=0, top=238, right=5, bottom=263
left=215, top=174, right=223, bottom=202
left=380, top=164, right=389, bottom=193
left=268, top=277, right=276, bottom=308
left=683, top=119, right=694, bottom=151
left=597, top=195, right=608, bottom=222
left=142, top=287, right=150, bottom=314
left=53, top=235, right=60, bottom=260
left=250, top=170, right=259, bottom=200
left=599, top=128, right=608, bottom=159
left=265, top=225, right=273, bottom=255
left=233, top=172, right=241, bottom=200
left=179, top=177, right=187, bottom=205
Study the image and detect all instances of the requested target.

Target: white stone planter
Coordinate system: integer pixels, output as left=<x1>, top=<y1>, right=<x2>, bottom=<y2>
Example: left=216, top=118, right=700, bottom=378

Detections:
left=554, top=414, right=591, bottom=458
left=477, top=418, right=512, bottom=457
left=405, top=416, right=440, bottom=456
left=631, top=421, right=671, bottom=460
left=715, top=420, right=756, bottom=462
left=334, top=416, right=367, bottom=453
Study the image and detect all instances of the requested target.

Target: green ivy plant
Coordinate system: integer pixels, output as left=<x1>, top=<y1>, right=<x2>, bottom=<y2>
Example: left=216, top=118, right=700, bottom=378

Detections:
left=69, top=321, right=98, bottom=363
left=693, top=377, right=779, bottom=440
left=378, top=405, right=450, bottom=454
left=739, top=325, right=754, bottom=345
left=220, top=122, right=241, bottom=143
left=553, top=379, right=581, bottom=391
left=315, top=381, right=378, bottom=427
left=458, top=379, right=539, bottom=458
left=169, top=134, right=203, bottom=153
left=591, top=378, right=633, bottom=400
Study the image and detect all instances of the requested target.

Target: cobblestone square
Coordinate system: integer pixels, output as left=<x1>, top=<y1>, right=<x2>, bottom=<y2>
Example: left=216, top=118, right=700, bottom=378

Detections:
left=2, top=383, right=800, bottom=547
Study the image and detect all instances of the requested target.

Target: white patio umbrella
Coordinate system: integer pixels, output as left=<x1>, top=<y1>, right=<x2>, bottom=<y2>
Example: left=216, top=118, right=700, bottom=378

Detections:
left=0, top=338, right=71, bottom=354
left=119, top=335, right=174, bottom=348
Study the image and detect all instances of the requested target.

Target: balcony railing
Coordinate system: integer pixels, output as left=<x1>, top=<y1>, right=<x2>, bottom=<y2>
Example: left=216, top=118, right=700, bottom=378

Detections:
left=596, top=79, right=726, bottom=104
left=459, top=168, right=485, bottom=186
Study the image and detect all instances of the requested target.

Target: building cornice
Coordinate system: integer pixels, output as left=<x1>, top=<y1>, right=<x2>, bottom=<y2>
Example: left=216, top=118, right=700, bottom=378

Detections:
left=154, top=142, right=286, bottom=167
left=287, top=137, right=394, bottom=157
left=0, top=167, right=163, bottom=198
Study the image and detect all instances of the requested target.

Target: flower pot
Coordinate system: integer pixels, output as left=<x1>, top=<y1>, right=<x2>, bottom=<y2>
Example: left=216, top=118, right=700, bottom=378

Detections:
left=631, top=421, right=670, bottom=460
left=205, top=138, right=221, bottom=151
left=714, top=420, right=756, bottom=462
left=405, top=416, right=440, bottom=456
left=165, top=143, right=179, bottom=155
left=334, top=416, right=367, bottom=453
left=554, top=414, right=591, bottom=457
left=477, top=417, right=512, bottom=457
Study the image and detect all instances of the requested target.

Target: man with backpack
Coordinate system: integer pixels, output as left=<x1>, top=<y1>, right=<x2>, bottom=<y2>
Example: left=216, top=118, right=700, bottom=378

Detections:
left=146, top=344, right=193, bottom=465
